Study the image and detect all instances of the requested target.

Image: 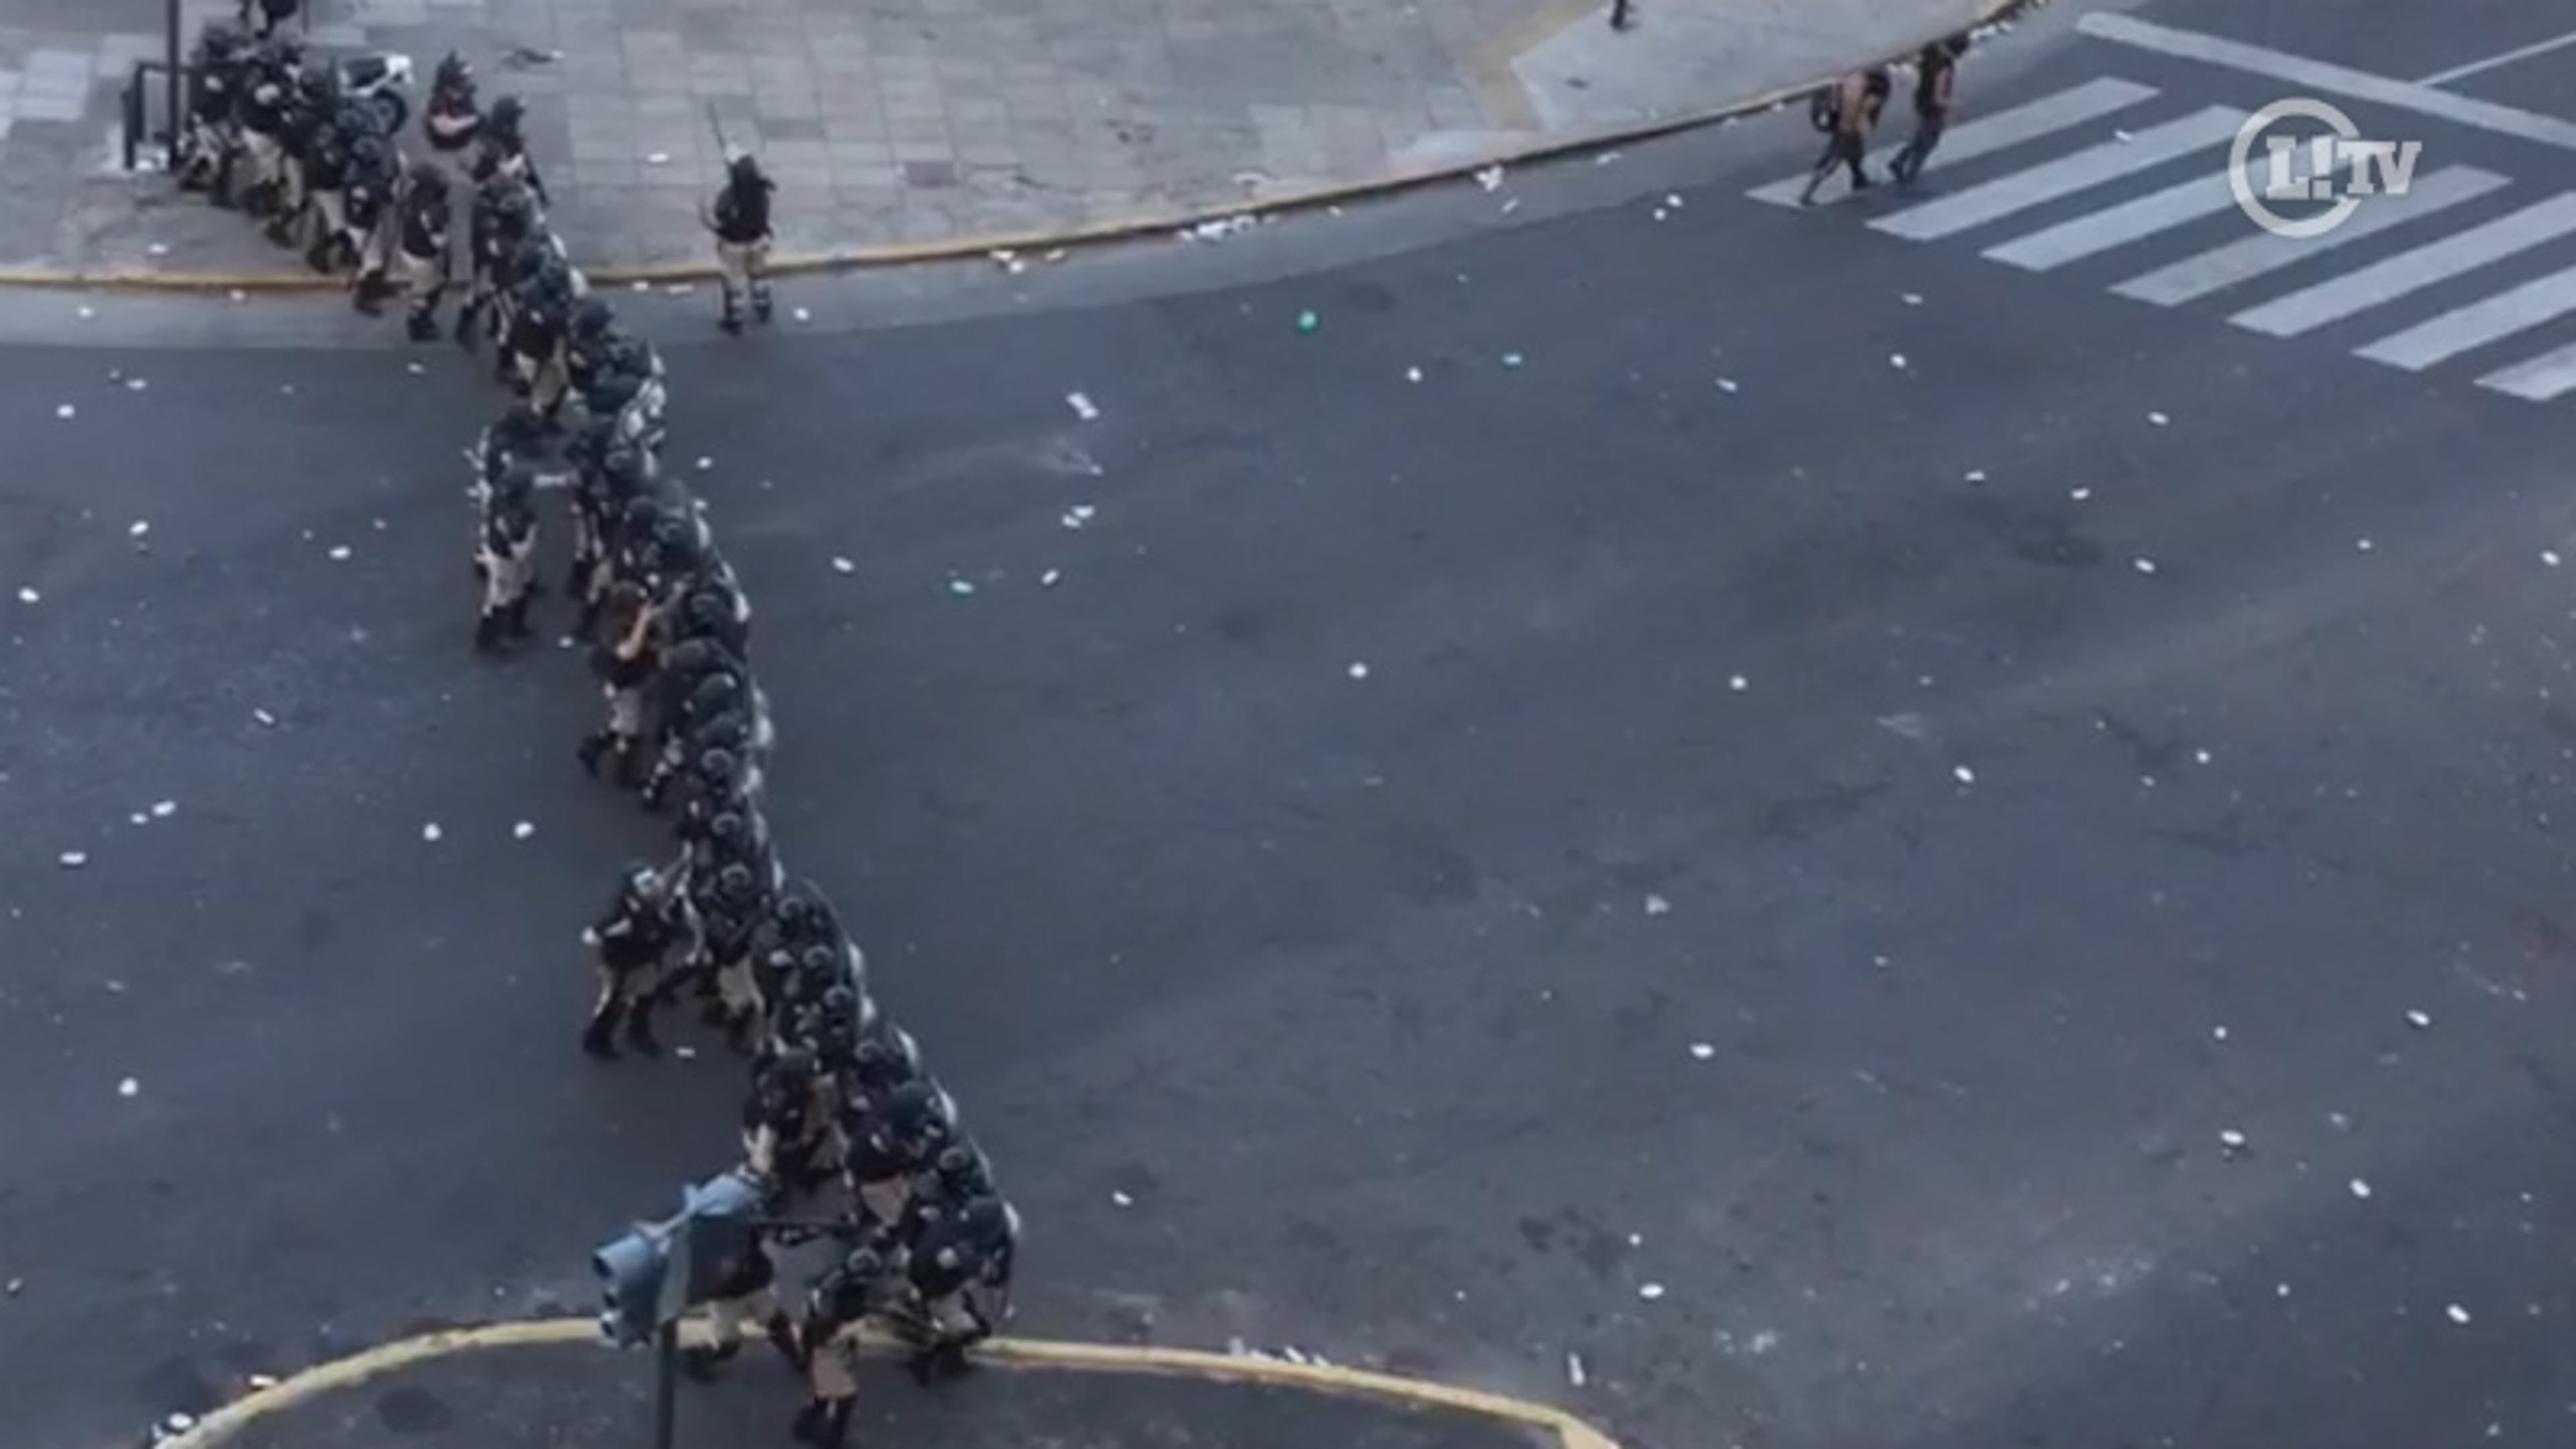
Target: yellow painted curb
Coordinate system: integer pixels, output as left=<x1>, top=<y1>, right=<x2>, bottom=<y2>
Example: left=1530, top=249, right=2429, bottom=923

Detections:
left=0, top=0, right=2037, bottom=296
left=149, top=1318, right=1622, bottom=1449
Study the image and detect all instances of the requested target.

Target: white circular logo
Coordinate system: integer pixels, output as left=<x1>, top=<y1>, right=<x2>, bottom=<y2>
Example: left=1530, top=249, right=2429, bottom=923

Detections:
left=2232, top=98, right=2364, bottom=239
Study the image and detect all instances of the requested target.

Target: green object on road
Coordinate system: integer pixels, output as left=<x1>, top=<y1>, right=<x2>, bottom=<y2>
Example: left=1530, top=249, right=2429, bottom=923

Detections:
left=1297, top=310, right=1319, bottom=333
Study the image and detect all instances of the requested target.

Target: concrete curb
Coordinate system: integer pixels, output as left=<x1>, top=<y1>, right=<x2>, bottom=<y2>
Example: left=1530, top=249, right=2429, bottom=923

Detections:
left=148, top=1319, right=1623, bottom=1449
left=0, top=0, right=2047, bottom=294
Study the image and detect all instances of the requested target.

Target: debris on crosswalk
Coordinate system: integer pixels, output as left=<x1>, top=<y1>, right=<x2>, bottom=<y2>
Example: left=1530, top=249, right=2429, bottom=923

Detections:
left=1061, top=504, right=1097, bottom=530
left=1066, top=391, right=1099, bottom=421
left=1474, top=165, right=1505, bottom=193
left=1566, top=1352, right=1587, bottom=1387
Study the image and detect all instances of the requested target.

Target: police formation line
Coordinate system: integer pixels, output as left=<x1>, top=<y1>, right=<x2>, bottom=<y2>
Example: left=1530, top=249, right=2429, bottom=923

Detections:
left=174, top=28, right=1014, bottom=1449
left=171, top=25, right=780, bottom=335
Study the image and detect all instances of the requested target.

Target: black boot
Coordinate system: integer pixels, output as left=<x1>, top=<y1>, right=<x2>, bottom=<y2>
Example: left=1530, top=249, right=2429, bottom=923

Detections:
left=816, top=1399, right=854, bottom=1449
left=407, top=311, right=441, bottom=343
left=505, top=596, right=535, bottom=640
left=474, top=610, right=504, bottom=652
left=753, top=284, right=773, bottom=324
left=724, top=1006, right=759, bottom=1056
left=682, top=1340, right=738, bottom=1381
left=578, top=733, right=609, bottom=778
left=352, top=274, right=391, bottom=316
left=305, top=236, right=335, bottom=274
left=790, top=1401, right=824, bottom=1446
left=624, top=998, right=661, bottom=1056
left=719, top=286, right=744, bottom=335
left=765, top=1313, right=805, bottom=1372
left=453, top=305, right=480, bottom=348
left=581, top=1007, right=620, bottom=1059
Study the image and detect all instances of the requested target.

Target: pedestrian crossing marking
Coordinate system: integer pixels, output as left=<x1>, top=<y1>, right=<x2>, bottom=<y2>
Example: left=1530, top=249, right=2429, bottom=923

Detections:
left=2229, top=193, right=2576, bottom=337
left=2353, top=262, right=2576, bottom=370
left=1871, top=106, right=2247, bottom=241
left=2477, top=339, right=2576, bottom=400
left=1984, top=144, right=2365, bottom=271
left=1746, top=77, right=2160, bottom=208
left=2110, top=166, right=2512, bottom=305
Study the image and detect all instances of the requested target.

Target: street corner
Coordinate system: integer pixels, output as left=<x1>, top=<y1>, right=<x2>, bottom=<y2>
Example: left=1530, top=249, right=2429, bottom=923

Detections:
left=164, top=1322, right=1619, bottom=1449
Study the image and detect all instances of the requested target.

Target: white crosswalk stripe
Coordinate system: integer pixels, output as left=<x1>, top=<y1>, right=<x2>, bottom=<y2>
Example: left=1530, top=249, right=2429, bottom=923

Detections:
left=2353, top=262, right=2576, bottom=369
left=2228, top=193, right=2576, bottom=337
left=2477, top=339, right=2576, bottom=400
left=2110, top=165, right=2512, bottom=305
left=1872, top=107, right=2248, bottom=241
left=1746, top=78, right=2161, bottom=207
left=1750, top=60, right=2576, bottom=402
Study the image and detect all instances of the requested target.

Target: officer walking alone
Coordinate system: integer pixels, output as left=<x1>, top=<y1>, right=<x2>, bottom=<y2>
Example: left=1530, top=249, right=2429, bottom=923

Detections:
left=704, top=152, right=776, bottom=335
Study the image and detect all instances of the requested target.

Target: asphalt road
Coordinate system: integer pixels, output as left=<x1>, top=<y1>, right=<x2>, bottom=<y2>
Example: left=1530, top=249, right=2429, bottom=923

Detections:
left=7, top=3, right=2576, bottom=1448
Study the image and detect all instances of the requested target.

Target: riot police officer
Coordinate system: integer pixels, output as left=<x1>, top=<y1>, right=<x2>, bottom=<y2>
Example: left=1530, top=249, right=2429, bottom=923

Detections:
left=420, top=52, right=482, bottom=188
left=792, top=1247, right=887, bottom=1449
left=394, top=166, right=454, bottom=341
left=474, top=461, right=539, bottom=651
left=580, top=861, right=694, bottom=1057
left=704, top=152, right=777, bottom=333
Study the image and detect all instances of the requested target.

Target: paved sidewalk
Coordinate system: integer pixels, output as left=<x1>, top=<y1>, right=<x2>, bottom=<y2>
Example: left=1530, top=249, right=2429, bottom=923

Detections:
left=194, top=1335, right=1578, bottom=1449
left=0, top=0, right=2000, bottom=277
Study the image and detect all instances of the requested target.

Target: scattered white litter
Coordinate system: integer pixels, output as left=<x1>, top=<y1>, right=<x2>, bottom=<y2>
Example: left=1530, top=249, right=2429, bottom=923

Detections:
left=252, top=708, right=278, bottom=728
left=1500, top=197, right=1521, bottom=215
left=2447, top=1303, right=2472, bottom=1325
left=1728, top=674, right=1748, bottom=692
left=1889, top=352, right=1909, bottom=370
left=830, top=556, right=855, bottom=575
left=129, top=812, right=148, bottom=826
left=1405, top=366, right=1424, bottom=383
left=162, top=1412, right=194, bottom=1434
left=1566, top=1352, right=1587, bottom=1387
left=2194, top=749, right=2212, bottom=765
left=948, top=578, right=977, bottom=596
left=645, top=151, right=671, bottom=165
left=792, top=307, right=812, bottom=323
left=1045, top=248, right=1068, bottom=263
left=117, top=1077, right=138, bottom=1097
left=1347, top=661, right=1370, bottom=680
left=246, top=1375, right=278, bottom=1391
left=1636, top=1283, right=1666, bottom=1301
left=14, top=587, right=36, bottom=604
left=129, top=520, right=148, bottom=537
left=1501, top=352, right=1524, bottom=368
left=1644, top=894, right=1671, bottom=916
left=1953, top=764, right=1976, bottom=784
left=2114, top=127, right=2135, bottom=142
left=2275, top=1283, right=2290, bottom=1299
left=1664, top=193, right=1684, bottom=209
left=146, top=244, right=170, bottom=258
left=1964, top=469, right=1986, bottom=483
left=2218, top=1128, right=2248, bottom=1152
left=694, top=456, right=713, bottom=472
left=1900, top=292, right=1923, bottom=305
left=1040, top=568, right=1062, bottom=588
left=2356, top=538, right=2373, bottom=551
left=1651, top=208, right=1668, bottom=223
left=664, top=283, right=694, bottom=297
left=228, top=289, right=246, bottom=303
left=326, top=545, right=351, bottom=561
left=1715, top=376, right=1739, bottom=394
left=4, top=1278, right=20, bottom=1296
left=77, top=305, right=95, bottom=319
left=1474, top=165, right=1505, bottom=193
left=54, top=403, right=75, bottom=420
left=674, top=1045, right=698, bottom=1061
left=1688, top=1042, right=1715, bottom=1060
left=2546, top=551, right=2563, bottom=568
left=513, top=820, right=535, bottom=840
left=1111, top=1190, right=1134, bottom=1207
left=2133, top=557, right=2158, bottom=575
left=2147, top=411, right=2171, bottom=426
left=58, top=851, right=89, bottom=869
left=1061, top=504, right=1097, bottom=530
left=150, top=801, right=175, bottom=818
left=421, top=822, right=443, bottom=842
left=2070, top=486, right=2092, bottom=501
left=2212, top=1025, right=2229, bottom=1041
left=1067, top=391, right=1099, bottom=421
left=1595, top=150, right=1623, bottom=165
left=2405, top=1009, right=2432, bottom=1029
left=631, top=280, right=652, bottom=292
left=2350, top=1177, right=2373, bottom=1199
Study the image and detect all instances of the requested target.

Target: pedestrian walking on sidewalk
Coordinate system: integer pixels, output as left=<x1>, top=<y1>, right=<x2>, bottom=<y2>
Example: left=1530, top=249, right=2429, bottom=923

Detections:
left=1799, top=66, right=1890, bottom=207
left=1892, top=37, right=1968, bottom=184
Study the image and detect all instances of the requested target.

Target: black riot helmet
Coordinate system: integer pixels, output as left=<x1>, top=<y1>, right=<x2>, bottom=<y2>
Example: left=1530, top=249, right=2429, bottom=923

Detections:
left=197, top=21, right=246, bottom=62
left=881, top=1081, right=954, bottom=1148
left=688, top=672, right=741, bottom=717
left=433, top=51, right=473, bottom=96
left=696, top=746, right=739, bottom=789
left=407, top=166, right=450, bottom=207
left=347, top=134, right=391, bottom=180
left=716, top=862, right=755, bottom=898
left=799, top=945, right=838, bottom=980
left=727, top=152, right=773, bottom=193
left=488, top=93, right=527, bottom=142
left=961, top=1197, right=1012, bottom=1242
left=708, top=810, right=745, bottom=846
left=930, top=1142, right=994, bottom=1199
left=489, top=178, right=537, bottom=231
left=570, top=295, right=616, bottom=341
